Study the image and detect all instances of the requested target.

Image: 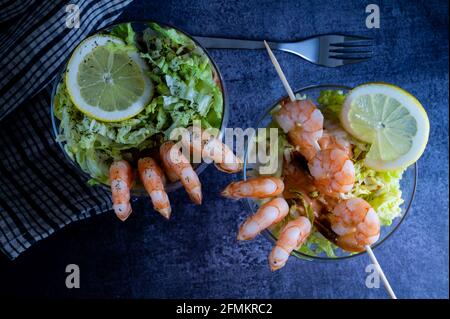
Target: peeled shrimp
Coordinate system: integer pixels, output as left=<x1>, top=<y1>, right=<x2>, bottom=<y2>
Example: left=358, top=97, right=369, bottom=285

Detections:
left=330, top=198, right=380, bottom=252
left=237, top=197, right=289, bottom=240
left=109, top=160, right=134, bottom=221
left=160, top=141, right=202, bottom=204
left=183, top=128, right=242, bottom=173
left=318, top=129, right=352, bottom=158
left=160, top=149, right=179, bottom=183
left=221, top=176, right=284, bottom=199
left=308, top=149, right=355, bottom=197
left=138, top=157, right=171, bottom=219
left=268, top=216, right=311, bottom=271
left=274, top=99, right=324, bottom=161
left=202, top=137, right=242, bottom=173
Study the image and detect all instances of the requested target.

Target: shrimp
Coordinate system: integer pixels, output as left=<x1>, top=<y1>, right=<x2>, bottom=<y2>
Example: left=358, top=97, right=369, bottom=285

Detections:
left=160, top=149, right=179, bottom=183
left=237, top=197, right=289, bottom=240
left=221, top=176, right=284, bottom=199
left=308, top=149, right=355, bottom=197
left=330, top=198, right=380, bottom=252
left=202, top=136, right=243, bottom=173
left=138, top=157, right=171, bottom=219
left=268, top=216, right=311, bottom=271
left=318, top=129, right=352, bottom=158
left=160, top=141, right=202, bottom=204
left=273, top=99, right=324, bottom=161
left=183, top=128, right=242, bottom=173
left=109, top=160, right=134, bottom=221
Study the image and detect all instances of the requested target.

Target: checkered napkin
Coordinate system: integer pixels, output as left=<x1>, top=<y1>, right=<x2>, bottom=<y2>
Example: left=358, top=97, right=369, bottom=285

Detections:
left=0, top=0, right=133, bottom=259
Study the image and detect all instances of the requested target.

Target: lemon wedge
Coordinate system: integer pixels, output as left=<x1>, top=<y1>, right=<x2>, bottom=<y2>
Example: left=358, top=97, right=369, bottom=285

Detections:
left=65, top=35, right=153, bottom=122
left=340, top=83, right=429, bottom=170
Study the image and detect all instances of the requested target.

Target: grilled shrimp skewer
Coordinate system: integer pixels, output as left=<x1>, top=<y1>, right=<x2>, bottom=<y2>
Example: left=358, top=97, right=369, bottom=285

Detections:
left=265, top=36, right=323, bottom=161
left=109, top=160, right=134, bottom=221
left=269, top=216, right=311, bottom=271
left=265, top=39, right=353, bottom=199
left=138, top=157, right=171, bottom=219
left=160, top=141, right=202, bottom=204
left=263, top=41, right=395, bottom=297
left=221, top=176, right=284, bottom=199
left=238, top=197, right=289, bottom=240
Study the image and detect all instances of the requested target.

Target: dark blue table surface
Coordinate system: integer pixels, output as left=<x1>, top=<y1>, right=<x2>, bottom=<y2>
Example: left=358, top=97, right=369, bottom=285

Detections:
left=0, top=0, right=448, bottom=299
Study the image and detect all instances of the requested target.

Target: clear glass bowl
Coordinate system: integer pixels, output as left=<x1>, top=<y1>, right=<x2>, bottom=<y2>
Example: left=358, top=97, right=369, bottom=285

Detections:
left=50, top=21, right=229, bottom=196
left=242, top=84, right=417, bottom=261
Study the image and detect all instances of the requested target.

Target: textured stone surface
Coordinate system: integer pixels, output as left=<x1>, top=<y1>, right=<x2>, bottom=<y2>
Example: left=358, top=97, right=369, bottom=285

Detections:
left=0, top=0, right=448, bottom=299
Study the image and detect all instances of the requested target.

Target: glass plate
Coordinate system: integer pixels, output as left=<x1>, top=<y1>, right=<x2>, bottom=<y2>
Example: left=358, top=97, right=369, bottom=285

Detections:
left=50, top=21, right=229, bottom=196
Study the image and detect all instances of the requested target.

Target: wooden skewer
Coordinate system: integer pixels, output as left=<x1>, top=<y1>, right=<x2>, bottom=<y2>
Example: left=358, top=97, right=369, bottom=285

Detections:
left=263, top=40, right=296, bottom=102
left=264, top=40, right=318, bottom=155
left=365, top=245, right=397, bottom=299
left=264, top=39, right=397, bottom=299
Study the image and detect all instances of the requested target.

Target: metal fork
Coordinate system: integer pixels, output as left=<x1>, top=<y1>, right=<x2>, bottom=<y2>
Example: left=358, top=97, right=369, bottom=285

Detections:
left=193, top=34, right=373, bottom=67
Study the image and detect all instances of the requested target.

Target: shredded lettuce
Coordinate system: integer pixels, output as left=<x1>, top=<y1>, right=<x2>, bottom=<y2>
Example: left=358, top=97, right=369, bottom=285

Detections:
left=317, top=89, right=346, bottom=121
left=54, top=23, right=223, bottom=184
left=110, top=23, right=136, bottom=47
left=298, top=232, right=337, bottom=257
left=353, top=161, right=405, bottom=226
left=140, top=22, right=223, bottom=132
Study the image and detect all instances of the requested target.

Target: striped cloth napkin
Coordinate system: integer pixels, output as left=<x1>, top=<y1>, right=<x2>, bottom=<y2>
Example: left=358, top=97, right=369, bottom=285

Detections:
left=0, top=0, right=133, bottom=259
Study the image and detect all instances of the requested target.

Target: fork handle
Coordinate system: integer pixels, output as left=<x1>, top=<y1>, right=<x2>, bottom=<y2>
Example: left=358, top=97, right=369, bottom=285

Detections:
left=194, top=35, right=320, bottom=66
left=193, top=36, right=278, bottom=50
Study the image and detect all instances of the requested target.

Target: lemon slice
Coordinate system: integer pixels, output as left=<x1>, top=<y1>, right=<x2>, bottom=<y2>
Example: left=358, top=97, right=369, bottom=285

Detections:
left=340, top=83, right=429, bottom=170
left=65, top=35, right=153, bottom=122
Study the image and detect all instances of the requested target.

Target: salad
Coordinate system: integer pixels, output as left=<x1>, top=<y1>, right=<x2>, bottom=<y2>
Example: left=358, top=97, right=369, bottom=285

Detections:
left=221, top=82, right=429, bottom=269
left=53, top=22, right=224, bottom=186
left=271, top=90, right=406, bottom=257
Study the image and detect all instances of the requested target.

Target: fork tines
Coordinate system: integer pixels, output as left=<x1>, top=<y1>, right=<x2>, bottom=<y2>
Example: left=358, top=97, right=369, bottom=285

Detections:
left=328, top=35, right=373, bottom=64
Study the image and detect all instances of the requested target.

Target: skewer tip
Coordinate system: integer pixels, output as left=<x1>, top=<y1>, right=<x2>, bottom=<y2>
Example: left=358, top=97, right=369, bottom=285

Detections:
left=365, top=245, right=397, bottom=299
left=263, top=40, right=296, bottom=102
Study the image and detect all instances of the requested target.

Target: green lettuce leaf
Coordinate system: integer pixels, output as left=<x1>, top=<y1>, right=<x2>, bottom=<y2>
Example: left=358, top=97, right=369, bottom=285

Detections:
left=109, top=22, right=136, bottom=46
left=318, top=90, right=346, bottom=120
